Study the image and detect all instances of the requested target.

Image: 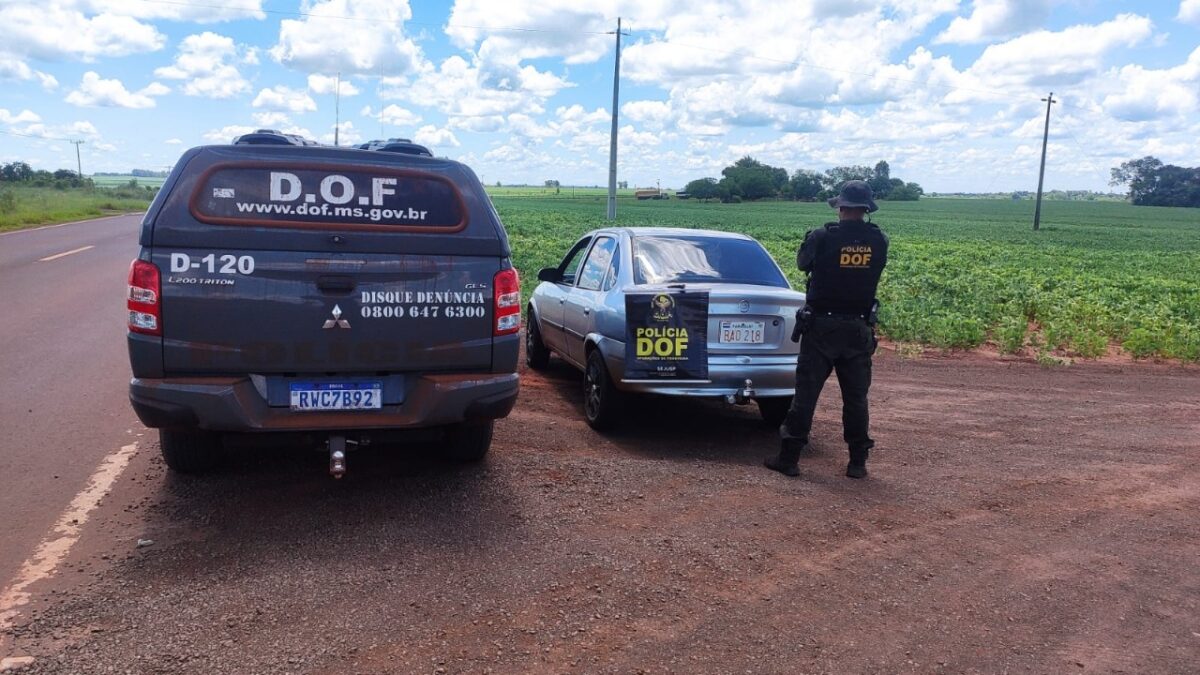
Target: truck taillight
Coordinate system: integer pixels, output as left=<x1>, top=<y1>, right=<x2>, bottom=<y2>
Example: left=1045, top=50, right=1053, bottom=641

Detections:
left=127, top=259, right=162, bottom=336
left=493, top=268, right=521, bottom=336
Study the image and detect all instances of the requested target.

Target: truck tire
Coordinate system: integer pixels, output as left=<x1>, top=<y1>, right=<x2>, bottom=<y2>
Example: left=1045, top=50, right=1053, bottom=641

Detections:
left=159, top=429, right=222, bottom=474
left=445, top=421, right=494, bottom=462
left=525, top=308, right=550, bottom=370
left=583, top=349, right=621, bottom=431
left=757, top=397, right=792, bottom=427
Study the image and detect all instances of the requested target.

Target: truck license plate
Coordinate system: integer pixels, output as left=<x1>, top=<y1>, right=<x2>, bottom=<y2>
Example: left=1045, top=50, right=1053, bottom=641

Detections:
left=719, top=320, right=765, bottom=344
left=290, top=382, right=382, bottom=411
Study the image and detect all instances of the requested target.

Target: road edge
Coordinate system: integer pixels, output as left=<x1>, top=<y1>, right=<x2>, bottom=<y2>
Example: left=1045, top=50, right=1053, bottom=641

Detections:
left=0, top=212, right=146, bottom=237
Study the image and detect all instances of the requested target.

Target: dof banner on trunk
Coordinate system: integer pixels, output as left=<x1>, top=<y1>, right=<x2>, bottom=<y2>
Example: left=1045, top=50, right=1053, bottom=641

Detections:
left=623, top=291, right=709, bottom=381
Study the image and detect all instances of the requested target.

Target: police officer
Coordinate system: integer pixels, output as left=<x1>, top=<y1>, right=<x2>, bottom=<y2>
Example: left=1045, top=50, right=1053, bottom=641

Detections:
left=765, top=180, right=889, bottom=479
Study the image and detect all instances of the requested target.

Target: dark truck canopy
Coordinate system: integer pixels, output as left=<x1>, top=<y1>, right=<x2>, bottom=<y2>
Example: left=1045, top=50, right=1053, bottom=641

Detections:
left=142, top=144, right=510, bottom=257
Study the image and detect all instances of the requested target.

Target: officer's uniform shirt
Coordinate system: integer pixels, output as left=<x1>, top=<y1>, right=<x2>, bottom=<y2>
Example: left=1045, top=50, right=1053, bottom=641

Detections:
left=797, top=219, right=889, bottom=315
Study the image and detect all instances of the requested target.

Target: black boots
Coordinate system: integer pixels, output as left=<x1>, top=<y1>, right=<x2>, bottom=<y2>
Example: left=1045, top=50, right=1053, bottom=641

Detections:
left=764, top=439, right=804, bottom=477
left=846, top=447, right=869, bottom=479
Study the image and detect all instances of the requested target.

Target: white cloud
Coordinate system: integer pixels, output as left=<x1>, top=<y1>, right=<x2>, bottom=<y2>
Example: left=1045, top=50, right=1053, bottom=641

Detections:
left=1100, top=47, right=1200, bottom=122
left=65, top=72, right=168, bottom=109
left=447, top=1, right=613, bottom=66
left=165, top=138, right=183, bottom=145
left=202, top=124, right=314, bottom=144
left=1179, top=0, right=1200, bottom=25
left=936, top=0, right=1059, bottom=44
left=0, top=57, right=59, bottom=90
left=203, top=125, right=258, bottom=143
left=958, top=14, right=1154, bottom=92
left=0, top=109, right=42, bottom=125
left=252, top=112, right=293, bottom=128
left=321, top=121, right=363, bottom=146
left=0, top=3, right=165, bottom=61
left=154, top=32, right=252, bottom=99
left=413, top=125, right=460, bottom=148
left=381, top=55, right=571, bottom=119
left=308, top=74, right=360, bottom=96
left=271, top=0, right=425, bottom=75
left=252, top=86, right=317, bottom=113
left=622, top=100, right=673, bottom=129
left=362, top=104, right=422, bottom=128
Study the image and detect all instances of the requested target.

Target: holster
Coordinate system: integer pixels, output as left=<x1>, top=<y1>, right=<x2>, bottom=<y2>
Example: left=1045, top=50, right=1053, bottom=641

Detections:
left=867, top=299, right=880, bottom=327
left=791, top=306, right=814, bottom=343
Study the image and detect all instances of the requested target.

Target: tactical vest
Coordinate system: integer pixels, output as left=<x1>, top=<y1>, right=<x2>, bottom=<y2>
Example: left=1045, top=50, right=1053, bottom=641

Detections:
left=804, top=220, right=888, bottom=314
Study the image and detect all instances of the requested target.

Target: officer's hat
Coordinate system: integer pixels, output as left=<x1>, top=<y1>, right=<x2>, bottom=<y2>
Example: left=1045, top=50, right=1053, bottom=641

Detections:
left=827, top=180, right=878, bottom=213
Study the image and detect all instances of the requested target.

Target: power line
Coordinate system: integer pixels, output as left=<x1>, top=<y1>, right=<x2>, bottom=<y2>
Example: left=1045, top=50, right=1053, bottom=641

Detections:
left=0, top=128, right=77, bottom=142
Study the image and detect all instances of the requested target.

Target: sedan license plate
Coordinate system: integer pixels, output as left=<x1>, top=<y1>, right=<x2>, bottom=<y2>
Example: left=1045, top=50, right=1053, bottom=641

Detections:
left=720, top=320, right=765, bottom=344
left=290, top=382, right=382, bottom=411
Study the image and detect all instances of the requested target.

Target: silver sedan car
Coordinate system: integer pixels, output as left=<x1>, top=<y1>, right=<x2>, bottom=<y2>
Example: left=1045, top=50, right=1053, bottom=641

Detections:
left=526, top=227, right=806, bottom=429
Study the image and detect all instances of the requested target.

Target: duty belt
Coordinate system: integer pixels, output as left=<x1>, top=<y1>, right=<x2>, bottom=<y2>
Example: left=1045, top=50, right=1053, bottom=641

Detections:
left=813, top=310, right=867, bottom=320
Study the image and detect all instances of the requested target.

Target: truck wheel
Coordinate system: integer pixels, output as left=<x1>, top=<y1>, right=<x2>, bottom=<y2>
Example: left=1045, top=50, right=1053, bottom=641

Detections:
left=757, top=397, right=792, bottom=427
left=445, top=421, right=494, bottom=462
left=159, top=429, right=222, bottom=474
left=525, top=308, right=550, bottom=370
left=583, top=349, right=621, bottom=431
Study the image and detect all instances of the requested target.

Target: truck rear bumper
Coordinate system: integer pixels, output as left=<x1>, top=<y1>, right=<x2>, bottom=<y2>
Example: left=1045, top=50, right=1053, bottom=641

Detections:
left=130, top=372, right=519, bottom=432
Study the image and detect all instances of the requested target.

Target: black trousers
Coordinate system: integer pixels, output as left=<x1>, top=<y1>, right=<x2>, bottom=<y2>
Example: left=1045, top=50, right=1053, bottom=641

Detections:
left=781, top=316, right=876, bottom=454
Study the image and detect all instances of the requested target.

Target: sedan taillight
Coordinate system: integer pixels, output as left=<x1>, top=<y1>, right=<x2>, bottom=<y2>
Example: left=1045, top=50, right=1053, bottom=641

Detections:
left=493, top=268, right=520, bottom=336
left=127, top=259, right=162, bottom=336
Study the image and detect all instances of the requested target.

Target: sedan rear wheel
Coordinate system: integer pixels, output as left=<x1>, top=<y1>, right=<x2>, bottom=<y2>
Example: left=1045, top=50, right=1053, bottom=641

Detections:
left=525, top=307, right=550, bottom=370
left=583, top=349, right=621, bottom=430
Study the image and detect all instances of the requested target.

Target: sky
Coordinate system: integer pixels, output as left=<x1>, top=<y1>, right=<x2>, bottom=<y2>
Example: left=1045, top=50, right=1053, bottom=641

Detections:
left=1, top=0, right=1198, bottom=193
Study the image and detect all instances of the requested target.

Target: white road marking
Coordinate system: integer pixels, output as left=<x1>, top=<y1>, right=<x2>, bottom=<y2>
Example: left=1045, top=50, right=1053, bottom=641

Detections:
left=0, top=443, right=139, bottom=656
left=37, top=245, right=94, bottom=262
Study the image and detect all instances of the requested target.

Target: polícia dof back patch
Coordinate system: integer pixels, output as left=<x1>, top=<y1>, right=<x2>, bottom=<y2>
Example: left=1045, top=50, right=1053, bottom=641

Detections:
left=840, top=245, right=873, bottom=269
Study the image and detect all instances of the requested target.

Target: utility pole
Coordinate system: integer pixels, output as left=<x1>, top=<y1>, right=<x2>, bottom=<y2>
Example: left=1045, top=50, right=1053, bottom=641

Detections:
left=70, top=140, right=85, bottom=179
left=1033, top=92, right=1056, bottom=231
left=334, top=72, right=341, bottom=147
left=606, top=17, right=629, bottom=220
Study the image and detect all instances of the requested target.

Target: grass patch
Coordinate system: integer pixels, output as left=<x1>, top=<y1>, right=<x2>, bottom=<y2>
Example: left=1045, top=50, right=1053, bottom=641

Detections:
left=0, top=184, right=155, bottom=232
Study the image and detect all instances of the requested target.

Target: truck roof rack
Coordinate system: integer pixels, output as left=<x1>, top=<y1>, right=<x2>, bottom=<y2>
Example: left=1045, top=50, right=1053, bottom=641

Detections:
left=232, top=129, right=322, bottom=146
left=357, top=138, right=433, bottom=156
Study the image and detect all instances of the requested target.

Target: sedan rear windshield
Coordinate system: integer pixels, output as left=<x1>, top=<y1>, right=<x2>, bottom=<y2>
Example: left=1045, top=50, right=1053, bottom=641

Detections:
left=632, top=235, right=789, bottom=287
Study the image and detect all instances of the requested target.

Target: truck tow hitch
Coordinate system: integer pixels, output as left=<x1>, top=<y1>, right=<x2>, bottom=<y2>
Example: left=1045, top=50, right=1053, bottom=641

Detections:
left=327, top=435, right=359, bottom=479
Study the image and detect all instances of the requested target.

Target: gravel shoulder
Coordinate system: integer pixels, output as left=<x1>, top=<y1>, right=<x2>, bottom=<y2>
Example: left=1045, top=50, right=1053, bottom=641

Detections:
left=6, top=348, right=1200, bottom=674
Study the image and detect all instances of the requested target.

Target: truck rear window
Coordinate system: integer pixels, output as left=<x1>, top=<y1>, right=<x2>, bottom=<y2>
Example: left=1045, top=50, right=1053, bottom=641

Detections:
left=189, top=163, right=466, bottom=230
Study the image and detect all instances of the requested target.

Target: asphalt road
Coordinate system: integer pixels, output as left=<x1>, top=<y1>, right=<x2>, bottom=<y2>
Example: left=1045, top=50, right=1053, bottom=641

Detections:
left=0, top=215, right=144, bottom=589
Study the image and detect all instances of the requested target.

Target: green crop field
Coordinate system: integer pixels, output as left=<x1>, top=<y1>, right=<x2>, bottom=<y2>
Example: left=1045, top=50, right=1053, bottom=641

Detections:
left=489, top=192, right=1200, bottom=361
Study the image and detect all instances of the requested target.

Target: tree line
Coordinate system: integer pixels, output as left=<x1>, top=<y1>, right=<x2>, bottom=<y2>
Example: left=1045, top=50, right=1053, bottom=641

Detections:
left=0, top=161, right=91, bottom=189
left=1110, top=156, right=1200, bottom=208
left=683, top=157, right=923, bottom=203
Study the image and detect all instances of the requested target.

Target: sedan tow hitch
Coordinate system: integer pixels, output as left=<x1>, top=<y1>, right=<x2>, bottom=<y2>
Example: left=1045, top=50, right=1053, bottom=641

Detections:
left=726, top=378, right=757, bottom=405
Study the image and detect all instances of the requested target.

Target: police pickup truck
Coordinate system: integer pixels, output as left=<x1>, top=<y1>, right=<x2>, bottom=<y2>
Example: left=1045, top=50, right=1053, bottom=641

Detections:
left=126, top=131, right=520, bottom=475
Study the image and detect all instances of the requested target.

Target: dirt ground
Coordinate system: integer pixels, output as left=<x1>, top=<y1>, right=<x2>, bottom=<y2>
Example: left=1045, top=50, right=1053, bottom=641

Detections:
left=5, top=346, right=1200, bottom=674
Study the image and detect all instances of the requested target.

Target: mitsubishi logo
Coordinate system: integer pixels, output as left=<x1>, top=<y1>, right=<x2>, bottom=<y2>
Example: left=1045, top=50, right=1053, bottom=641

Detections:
left=322, top=304, right=351, bottom=329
